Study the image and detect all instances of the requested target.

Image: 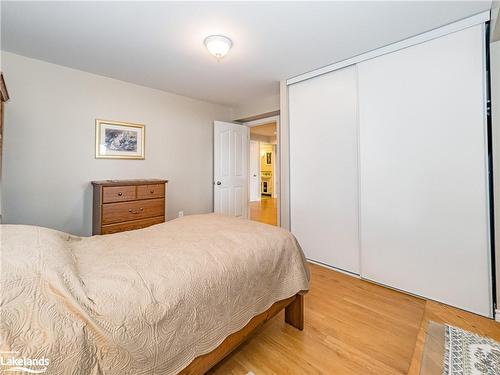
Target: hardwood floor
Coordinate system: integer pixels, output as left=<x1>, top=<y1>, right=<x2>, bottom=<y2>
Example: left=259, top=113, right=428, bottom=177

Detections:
left=407, top=299, right=500, bottom=374
left=210, top=263, right=499, bottom=374
left=249, top=197, right=277, bottom=226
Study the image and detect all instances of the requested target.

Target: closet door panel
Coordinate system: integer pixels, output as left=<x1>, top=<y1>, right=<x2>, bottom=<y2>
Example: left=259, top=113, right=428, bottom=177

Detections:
left=289, top=65, right=359, bottom=274
left=358, top=25, right=491, bottom=316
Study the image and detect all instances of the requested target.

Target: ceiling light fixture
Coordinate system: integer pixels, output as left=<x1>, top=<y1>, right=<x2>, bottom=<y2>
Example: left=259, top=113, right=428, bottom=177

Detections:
left=204, top=35, right=232, bottom=61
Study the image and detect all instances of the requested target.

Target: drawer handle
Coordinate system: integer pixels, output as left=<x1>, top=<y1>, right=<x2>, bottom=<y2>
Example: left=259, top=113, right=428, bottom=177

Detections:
left=150, top=190, right=154, bottom=194
left=118, top=192, right=123, bottom=196
left=128, top=208, right=143, bottom=214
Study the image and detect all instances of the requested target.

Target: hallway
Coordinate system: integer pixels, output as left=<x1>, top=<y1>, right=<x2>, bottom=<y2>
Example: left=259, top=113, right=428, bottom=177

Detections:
left=249, top=197, right=277, bottom=226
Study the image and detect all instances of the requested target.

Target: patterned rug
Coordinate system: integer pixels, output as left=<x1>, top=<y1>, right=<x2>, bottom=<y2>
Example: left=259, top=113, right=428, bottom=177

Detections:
left=444, top=324, right=500, bottom=374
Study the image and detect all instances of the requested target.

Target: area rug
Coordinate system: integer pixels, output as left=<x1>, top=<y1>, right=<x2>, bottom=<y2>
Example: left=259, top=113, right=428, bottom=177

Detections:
left=420, top=321, right=500, bottom=375
left=443, top=324, right=500, bottom=375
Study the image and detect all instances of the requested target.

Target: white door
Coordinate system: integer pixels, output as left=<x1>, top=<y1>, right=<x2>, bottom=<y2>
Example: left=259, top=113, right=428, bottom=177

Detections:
left=214, top=121, right=249, bottom=217
left=272, top=144, right=277, bottom=198
left=289, top=65, right=360, bottom=274
left=358, top=24, right=492, bottom=317
left=249, top=140, right=261, bottom=202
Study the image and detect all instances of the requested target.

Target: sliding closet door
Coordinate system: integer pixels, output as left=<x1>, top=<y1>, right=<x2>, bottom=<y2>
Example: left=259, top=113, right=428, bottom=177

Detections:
left=358, top=25, right=492, bottom=316
left=289, top=65, right=359, bottom=274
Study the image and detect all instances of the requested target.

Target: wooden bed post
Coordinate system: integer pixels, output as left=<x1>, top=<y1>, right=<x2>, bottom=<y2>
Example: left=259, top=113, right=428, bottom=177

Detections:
left=285, top=294, right=304, bottom=330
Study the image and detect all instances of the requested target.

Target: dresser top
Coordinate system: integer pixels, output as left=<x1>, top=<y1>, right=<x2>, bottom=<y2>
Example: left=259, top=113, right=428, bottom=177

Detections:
left=91, top=179, right=168, bottom=186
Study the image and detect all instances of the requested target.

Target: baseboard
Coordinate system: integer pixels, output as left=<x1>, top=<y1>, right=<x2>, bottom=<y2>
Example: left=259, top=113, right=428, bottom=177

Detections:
left=306, top=259, right=361, bottom=278
left=495, top=309, right=500, bottom=322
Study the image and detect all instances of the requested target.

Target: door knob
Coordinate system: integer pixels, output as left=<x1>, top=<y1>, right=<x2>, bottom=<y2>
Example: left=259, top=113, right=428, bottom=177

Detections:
left=216, top=181, right=222, bottom=185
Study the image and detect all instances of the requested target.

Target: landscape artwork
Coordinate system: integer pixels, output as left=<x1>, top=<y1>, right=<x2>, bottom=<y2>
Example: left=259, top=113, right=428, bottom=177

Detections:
left=95, top=120, right=145, bottom=159
left=105, top=128, right=137, bottom=152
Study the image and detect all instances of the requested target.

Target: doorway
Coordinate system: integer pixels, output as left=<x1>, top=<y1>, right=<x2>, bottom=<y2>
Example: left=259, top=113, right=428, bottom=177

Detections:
left=246, top=118, right=279, bottom=226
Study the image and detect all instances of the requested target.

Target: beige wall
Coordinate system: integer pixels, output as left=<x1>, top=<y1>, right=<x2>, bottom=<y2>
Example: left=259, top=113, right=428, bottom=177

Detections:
left=250, top=133, right=275, bottom=143
left=260, top=143, right=273, bottom=173
left=233, top=93, right=280, bottom=120
left=492, top=2, right=500, bottom=43
left=491, top=41, right=500, bottom=310
left=259, top=143, right=275, bottom=197
left=1, top=52, right=232, bottom=236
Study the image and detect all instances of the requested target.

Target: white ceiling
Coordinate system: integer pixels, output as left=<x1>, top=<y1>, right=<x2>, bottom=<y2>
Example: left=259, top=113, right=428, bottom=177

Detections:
left=2, top=1, right=492, bottom=107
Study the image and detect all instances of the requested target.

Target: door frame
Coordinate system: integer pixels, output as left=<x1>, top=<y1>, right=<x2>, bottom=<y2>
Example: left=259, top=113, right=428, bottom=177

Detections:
left=249, top=140, right=261, bottom=202
left=243, top=115, right=280, bottom=226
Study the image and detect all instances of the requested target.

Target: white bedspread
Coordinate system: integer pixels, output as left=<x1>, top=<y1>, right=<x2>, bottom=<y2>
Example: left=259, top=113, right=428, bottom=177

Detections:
left=0, top=214, right=309, bottom=374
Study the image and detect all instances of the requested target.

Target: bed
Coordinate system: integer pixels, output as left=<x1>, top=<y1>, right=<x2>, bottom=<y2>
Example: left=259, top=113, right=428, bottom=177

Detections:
left=0, top=214, right=310, bottom=374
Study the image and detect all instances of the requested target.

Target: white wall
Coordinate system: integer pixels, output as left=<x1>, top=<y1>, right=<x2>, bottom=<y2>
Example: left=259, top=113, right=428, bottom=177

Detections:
left=2, top=52, right=232, bottom=236
left=233, top=93, right=279, bottom=120
left=491, top=41, right=500, bottom=309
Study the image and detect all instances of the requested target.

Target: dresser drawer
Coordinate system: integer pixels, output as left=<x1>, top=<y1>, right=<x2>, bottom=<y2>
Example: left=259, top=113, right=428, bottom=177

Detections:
left=137, top=184, right=165, bottom=200
left=92, top=179, right=168, bottom=235
left=101, top=216, right=164, bottom=234
left=102, top=198, right=165, bottom=224
left=102, top=186, right=136, bottom=203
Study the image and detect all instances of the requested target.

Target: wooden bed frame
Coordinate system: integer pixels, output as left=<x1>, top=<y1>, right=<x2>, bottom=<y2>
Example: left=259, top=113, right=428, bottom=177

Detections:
left=180, top=293, right=304, bottom=374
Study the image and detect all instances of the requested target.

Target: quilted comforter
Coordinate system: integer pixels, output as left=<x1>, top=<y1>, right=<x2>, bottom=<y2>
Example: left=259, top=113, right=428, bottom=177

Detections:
left=0, top=214, right=309, bottom=374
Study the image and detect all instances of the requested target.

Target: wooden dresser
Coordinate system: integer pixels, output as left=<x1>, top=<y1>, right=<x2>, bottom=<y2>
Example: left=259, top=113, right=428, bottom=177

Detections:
left=92, top=179, right=168, bottom=235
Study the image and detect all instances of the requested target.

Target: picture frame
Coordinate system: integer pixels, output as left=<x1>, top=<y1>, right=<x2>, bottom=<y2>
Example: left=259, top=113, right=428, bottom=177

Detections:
left=266, top=152, right=272, bottom=165
left=95, top=119, right=145, bottom=159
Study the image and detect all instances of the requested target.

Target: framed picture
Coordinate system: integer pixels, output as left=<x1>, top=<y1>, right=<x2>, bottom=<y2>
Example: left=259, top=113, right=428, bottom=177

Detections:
left=266, top=152, right=272, bottom=165
left=95, top=119, right=145, bottom=159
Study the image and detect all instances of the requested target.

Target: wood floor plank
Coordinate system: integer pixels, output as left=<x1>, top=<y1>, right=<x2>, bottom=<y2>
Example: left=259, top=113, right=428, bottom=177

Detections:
left=249, top=198, right=277, bottom=226
left=408, top=300, right=500, bottom=374
left=210, top=263, right=499, bottom=374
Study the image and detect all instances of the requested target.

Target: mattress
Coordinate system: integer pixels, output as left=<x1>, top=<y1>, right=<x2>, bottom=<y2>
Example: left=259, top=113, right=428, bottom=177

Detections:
left=0, top=214, right=310, bottom=374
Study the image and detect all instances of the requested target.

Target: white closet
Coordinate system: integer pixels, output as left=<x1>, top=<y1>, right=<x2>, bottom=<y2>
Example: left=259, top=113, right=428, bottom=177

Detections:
left=289, top=65, right=360, bottom=274
left=288, top=20, right=493, bottom=317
